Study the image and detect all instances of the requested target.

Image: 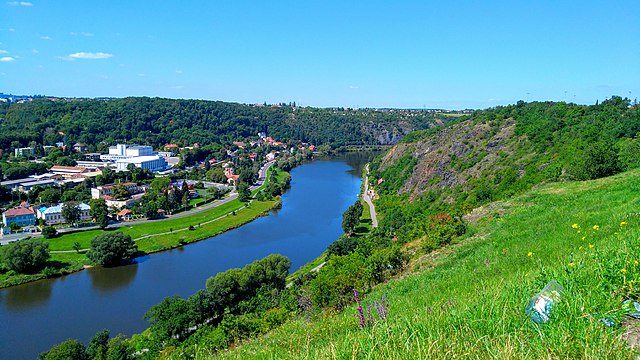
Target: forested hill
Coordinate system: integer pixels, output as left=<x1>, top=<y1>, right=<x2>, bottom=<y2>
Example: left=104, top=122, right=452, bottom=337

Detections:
left=371, top=96, right=639, bottom=241
left=0, top=97, right=440, bottom=152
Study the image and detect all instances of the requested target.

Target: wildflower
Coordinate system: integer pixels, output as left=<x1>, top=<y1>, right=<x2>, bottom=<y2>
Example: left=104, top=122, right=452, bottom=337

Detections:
left=569, top=262, right=575, bottom=267
left=621, top=268, right=628, bottom=274
left=524, top=273, right=529, bottom=277
left=593, top=225, right=600, bottom=230
left=571, top=223, right=580, bottom=229
left=527, top=252, right=533, bottom=257
left=581, top=236, right=586, bottom=241
left=621, top=221, right=628, bottom=226
left=353, top=289, right=366, bottom=329
left=588, top=244, right=594, bottom=249
left=634, top=260, right=638, bottom=267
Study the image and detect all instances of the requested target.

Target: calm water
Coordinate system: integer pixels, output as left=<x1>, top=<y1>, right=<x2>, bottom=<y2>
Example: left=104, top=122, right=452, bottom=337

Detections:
left=0, top=153, right=376, bottom=360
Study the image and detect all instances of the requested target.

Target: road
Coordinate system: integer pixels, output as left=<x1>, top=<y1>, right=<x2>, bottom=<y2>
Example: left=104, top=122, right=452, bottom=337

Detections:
left=362, top=164, right=378, bottom=228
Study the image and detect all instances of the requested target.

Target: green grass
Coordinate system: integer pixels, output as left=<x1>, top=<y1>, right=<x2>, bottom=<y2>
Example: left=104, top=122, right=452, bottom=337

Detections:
left=215, top=169, right=640, bottom=359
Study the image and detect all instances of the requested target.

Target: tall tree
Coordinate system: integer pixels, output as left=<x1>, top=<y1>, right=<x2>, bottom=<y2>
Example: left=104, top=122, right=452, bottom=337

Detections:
left=89, top=198, right=110, bottom=229
left=62, top=201, right=81, bottom=226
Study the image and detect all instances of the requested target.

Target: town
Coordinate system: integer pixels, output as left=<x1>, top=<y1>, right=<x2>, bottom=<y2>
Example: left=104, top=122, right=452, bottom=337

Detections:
left=0, top=132, right=316, bottom=240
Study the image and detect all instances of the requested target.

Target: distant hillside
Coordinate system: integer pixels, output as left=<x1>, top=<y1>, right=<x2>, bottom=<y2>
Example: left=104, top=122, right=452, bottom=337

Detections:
left=0, top=97, right=444, bottom=152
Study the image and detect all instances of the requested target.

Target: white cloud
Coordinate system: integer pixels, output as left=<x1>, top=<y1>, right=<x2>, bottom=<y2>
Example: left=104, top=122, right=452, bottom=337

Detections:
left=174, top=85, right=184, bottom=89
left=349, top=85, right=359, bottom=89
left=70, top=31, right=94, bottom=37
left=68, top=51, right=113, bottom=60
left=41, top=35, right=52, bottom=40
left=9, top=28, right=15, bottom=32
left=0, top=56, right=16, bottom=62
left=8, top=1, right=33, bottom=6
left=0, top=50, right=7, bottom=54
left=31, top=49, right=38, bottom=54
left=137, top=73, right=145, bottom=77
left=175, top=69, right=183, bottom=74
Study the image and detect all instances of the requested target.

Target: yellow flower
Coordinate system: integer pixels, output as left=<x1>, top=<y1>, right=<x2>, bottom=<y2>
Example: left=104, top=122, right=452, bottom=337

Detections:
left=621, top=221, right=628, bottom=226
left=581, top=236, right=586, bottom=241
left=569, top=262, right=575, bottom=267
left=571, top=223, right=580, bottom=229
left=593, top=225, right=600, bottom=230
left=634, top=260, right=638, bottom=267
left=621, top=268, right=628, bottom=274
left=524, top=273, right=529, bottom=277
left=527, top=252, right=533, bottom=257
left=588, top=244, right=594, bottom=249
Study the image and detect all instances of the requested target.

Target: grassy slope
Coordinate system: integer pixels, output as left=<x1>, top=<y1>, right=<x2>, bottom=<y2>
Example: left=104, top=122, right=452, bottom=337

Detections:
left=218, top=169, right=640, bottom=359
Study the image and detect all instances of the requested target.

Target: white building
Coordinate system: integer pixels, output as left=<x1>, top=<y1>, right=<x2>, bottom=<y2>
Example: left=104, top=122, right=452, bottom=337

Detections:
left=37, top=203, right=91, bottom=225
left=115, top=155, right=167, bottom=172
left=100, top=144, right=154, bottom=161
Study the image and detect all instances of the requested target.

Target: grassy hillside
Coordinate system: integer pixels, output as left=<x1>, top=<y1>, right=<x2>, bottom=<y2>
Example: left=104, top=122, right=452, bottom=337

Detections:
left=215, top=168, right=640, bottom=359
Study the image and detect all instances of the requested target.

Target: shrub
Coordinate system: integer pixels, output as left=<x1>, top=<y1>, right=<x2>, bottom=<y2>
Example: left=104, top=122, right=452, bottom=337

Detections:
left=42, top=226, right=57, bottom=239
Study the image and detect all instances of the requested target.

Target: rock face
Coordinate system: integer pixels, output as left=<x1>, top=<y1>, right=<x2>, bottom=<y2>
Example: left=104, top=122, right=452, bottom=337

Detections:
left=380, top=117, right=520, bottom=200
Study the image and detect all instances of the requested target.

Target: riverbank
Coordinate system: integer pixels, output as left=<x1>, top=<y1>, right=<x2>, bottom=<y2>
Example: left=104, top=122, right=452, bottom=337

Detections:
left=0, top=168, right=287, bottom=289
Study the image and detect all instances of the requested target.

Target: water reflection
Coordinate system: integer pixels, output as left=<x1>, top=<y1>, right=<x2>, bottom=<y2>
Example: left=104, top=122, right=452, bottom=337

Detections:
left=87, top=263, right=138, bottom=293
left=0, top=278, right=54, bottom=309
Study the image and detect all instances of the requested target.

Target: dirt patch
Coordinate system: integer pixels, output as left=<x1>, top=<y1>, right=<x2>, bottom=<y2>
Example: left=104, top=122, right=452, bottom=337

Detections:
left=622, top=318, right=640, bottom=351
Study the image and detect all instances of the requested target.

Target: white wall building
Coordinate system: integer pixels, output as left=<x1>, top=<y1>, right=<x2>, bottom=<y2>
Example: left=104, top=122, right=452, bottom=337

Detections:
left=37, top=203, right=91, bottom=225
left=115, top=155, right=167, bottom=172
left=100, top=144, right=154, bottom=161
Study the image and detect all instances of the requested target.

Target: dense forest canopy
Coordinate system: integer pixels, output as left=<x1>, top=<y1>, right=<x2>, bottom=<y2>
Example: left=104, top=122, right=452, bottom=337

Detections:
left=0, top=97, right=440, bottom=153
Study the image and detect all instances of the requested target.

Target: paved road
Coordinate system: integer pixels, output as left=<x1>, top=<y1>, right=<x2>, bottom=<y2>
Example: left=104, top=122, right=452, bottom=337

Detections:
left=363, top=164, right=378, bottom=228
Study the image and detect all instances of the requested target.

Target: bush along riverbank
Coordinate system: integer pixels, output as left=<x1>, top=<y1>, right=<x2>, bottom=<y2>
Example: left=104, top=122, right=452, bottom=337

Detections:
left=0, top=168, right=290, bottom=289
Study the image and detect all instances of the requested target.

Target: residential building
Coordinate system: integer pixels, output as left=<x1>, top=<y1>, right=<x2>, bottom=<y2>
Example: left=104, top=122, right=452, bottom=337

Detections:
left=36, top=203, right=91, bottom=225
left=91, top=182, right=140, bottom=199
left=14, top=147, right=34, bottom=157
left=73, top=143, right=88, bottom=152
left=116, top=208, right=133, bottom=221
left=3, top=203, right=36, bottom=227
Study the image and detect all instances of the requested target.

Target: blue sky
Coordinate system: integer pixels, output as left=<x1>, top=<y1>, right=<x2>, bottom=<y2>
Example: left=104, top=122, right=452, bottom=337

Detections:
left=1, top=1, right=638, bottom=109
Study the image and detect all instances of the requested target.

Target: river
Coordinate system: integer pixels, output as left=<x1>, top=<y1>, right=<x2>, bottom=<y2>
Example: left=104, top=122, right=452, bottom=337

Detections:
left=0, top=153, right=377, bottom=360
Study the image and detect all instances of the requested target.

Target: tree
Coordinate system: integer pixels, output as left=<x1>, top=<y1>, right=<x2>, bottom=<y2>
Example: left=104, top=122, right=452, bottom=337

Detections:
left=237, top=182, right=251, bottom=202
left=39, top=188, right=61, bottom=205
left=181, top=191, right=190, bottom=208
left=42, top=226, right=58, bottom=239
left=2, top=239, right=50, bottom=273
left=86, top=329, right=109, bottom=360
left=87, top=232, right=138, bottom=267
left=105, top=335, right=129, bottom=360
left=341, top=201, right=363, bottom=235
left=38, top=339, right=87, bottom=360
left=73, top=242, right=82, bottom=253
left=89, top=198, right=109, bottom=229
left=143, top=201, right=158, bottom=219
left=144, top=295, right=196, bottom=343
left=62, top=201, right=81, bottom=226
left=111, top=184, right=130, bottom=201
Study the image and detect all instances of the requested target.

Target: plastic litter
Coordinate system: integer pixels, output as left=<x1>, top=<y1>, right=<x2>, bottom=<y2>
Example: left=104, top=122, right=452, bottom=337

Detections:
left=525, top=280, right=565, bottom=323
left=623, top=299, right=640, bottom=319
